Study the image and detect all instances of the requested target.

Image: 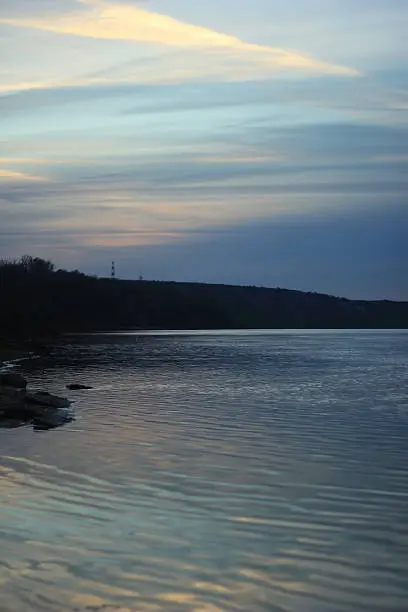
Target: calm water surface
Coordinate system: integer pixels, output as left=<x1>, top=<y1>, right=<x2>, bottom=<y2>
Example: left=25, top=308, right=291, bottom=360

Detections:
left=1, top=330, right=408, bottom=612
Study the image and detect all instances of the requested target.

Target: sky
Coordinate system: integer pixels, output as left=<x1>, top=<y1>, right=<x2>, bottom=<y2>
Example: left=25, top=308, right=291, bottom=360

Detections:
left=1, top=0, right=407, bottom=299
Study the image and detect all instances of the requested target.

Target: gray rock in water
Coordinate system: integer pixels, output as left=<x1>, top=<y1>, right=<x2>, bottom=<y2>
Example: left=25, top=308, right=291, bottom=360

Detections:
left=1, top=380, right=73, bottom=431
left=33, top=410, right=75, bottom=431
left=0, top=373, right=27, bottom=389
left=66, top=383, right=93, bottom=390
left=25, top=391, right=71, bottom=409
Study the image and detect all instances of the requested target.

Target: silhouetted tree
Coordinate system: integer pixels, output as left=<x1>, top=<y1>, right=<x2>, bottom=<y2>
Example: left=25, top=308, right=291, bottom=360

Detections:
left=0, top=255, right=407, bottom=343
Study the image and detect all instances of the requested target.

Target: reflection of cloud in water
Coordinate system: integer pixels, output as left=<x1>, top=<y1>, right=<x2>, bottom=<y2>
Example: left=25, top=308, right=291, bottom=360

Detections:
left=0, top=459, right=315, bottom=611
left=1, top=332, right=408, bottom=611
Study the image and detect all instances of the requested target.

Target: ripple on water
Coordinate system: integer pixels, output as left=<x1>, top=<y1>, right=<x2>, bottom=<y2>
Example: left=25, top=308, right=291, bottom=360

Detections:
left=1, top=330, right=408, bottom=611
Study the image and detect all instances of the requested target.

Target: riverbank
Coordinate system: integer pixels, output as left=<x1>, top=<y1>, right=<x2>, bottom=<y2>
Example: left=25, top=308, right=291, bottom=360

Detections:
left=2, top=257, right=408, bottom=334
left=0, top=337, right=58, bottom=368
left=0, top=344, right=30, bottom=368
left=0, top=341, right=48, bottom=369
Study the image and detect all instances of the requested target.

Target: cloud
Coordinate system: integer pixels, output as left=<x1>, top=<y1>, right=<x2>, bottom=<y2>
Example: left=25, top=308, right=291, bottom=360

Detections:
left=0, top=74, right=404, bottom=132
left=0, top=0, right=358, bottom=87
left=0, top=143, right=406, bottom=259
left=230, top=122, right=408, bottom=161
left=2, top=119, right=407, bottom=211
left=1, top=137, right=406, bottom=300
left=0, top=80, right=59, bottom=94
left=371, top=154, right=408, bottom=163
left=0, top=0, right=78, bottom=18
left=0, top=157, right=60, bottom=165
left=8, top=199, right=400, bottom=301
left=0, top=169, right=50, bottom=182
left=88, top=201, right=407, bottom=300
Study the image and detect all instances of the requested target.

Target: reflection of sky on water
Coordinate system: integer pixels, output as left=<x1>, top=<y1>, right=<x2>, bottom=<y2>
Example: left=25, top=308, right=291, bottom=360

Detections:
left=1, top=331, right=408, bottom=611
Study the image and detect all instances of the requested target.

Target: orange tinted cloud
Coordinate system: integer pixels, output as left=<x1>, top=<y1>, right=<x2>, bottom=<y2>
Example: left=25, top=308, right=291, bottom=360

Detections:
left=0, top=169, right=50, bottom=182
left=0, top=1, right=358, bottom=78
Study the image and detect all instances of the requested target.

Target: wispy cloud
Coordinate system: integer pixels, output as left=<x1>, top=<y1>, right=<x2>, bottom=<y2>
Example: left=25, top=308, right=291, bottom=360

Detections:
left=0, top=80, right=58, bottom=94
left=0, top=0, right=358, bottom=86
left=370, top=154, right=408, bottom=163
left=0, top=157, right=61, bottom=165
left=0, top=169, right=50, bottom=182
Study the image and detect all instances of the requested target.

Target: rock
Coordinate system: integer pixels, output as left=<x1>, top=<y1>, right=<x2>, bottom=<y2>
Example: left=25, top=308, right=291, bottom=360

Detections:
left=0, top=386, right=25, bottom=415
left=0, top=386, right=26, bottom=401
left=66, top=383, right=93, bottom=390
left=0, top=373, right=27, bottom=389
left=32, top=410, right=75, bottom=431
left=1, top=378, right=73, bottom=431
left=25, top=391, right=71, bottom=409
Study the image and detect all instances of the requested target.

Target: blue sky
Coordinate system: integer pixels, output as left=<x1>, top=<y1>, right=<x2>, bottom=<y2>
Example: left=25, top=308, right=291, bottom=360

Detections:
left=1, top=0, right=407, bottom=299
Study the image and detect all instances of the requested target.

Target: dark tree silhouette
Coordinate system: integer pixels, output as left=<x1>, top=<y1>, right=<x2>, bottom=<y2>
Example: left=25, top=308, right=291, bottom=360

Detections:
left=0, top=256, right=407, bottom=345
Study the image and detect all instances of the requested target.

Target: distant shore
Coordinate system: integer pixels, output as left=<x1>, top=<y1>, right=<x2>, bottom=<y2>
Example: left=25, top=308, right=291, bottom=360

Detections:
left=2, top=257, right=408, bottom=335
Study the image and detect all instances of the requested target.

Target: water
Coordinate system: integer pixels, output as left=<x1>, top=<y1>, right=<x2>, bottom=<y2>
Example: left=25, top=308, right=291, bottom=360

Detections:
left=1, top=330, right=408, bottom=612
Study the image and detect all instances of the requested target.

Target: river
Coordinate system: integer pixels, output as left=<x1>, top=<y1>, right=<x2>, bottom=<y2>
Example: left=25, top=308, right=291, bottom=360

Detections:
left=1, top=330, right=408, bottom=611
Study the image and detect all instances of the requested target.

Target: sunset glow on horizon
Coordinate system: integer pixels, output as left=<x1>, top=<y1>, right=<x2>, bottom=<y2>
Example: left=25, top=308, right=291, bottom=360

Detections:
left=1, top=0, right=407, bottom=299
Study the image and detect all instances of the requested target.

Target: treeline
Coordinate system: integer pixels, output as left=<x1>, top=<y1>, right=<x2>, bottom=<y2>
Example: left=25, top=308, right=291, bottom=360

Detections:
left=0, top=256, right=407, bottom=341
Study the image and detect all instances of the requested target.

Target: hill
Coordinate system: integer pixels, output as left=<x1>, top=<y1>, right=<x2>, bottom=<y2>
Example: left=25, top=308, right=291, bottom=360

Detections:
left=0, top=256, right=407, bottom=341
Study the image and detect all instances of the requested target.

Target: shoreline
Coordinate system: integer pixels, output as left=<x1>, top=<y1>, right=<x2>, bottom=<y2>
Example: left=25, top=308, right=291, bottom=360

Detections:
left=0, top=347, right=29, bottom=368
left=0, top=341, right=43, bottom=371
left=0, top=335, right=58, bottom=367
left=0, top=352, right=33, bottom=374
